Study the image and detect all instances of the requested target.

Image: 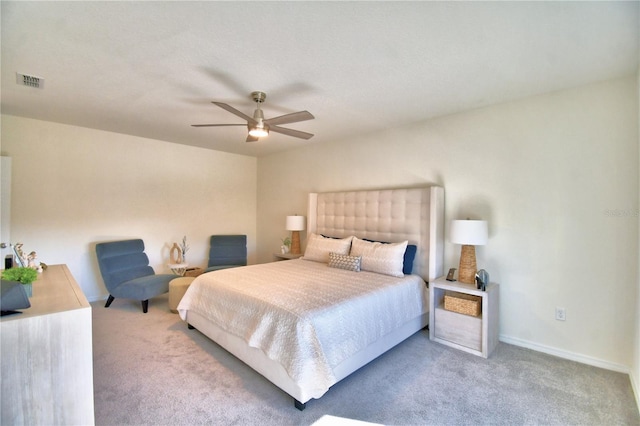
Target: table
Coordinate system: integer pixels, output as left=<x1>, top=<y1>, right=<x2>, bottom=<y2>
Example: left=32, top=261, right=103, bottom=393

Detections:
left=168, top=262, right=189, bottom=276
left=273, top=252, right=303, bottom=261
left=429, top=276, right=499, bottom=358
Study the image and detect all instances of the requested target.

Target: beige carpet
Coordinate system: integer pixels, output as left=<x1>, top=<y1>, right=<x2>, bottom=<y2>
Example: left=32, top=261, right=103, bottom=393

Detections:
left=92, top=295, right=640, bottom=425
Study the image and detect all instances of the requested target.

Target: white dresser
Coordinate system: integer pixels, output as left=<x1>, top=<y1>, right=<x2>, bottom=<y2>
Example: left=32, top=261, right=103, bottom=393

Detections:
left=1, top=264, right=95, bottom=425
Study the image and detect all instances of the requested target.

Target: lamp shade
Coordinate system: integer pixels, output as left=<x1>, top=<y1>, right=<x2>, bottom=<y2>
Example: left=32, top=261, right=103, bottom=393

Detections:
left=450, top=220, right=488, bottom=246
left=286, top=215, right=306, bottom=231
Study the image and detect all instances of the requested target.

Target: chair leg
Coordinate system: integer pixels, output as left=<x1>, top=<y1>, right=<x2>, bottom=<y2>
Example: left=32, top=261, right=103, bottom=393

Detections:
left=105, top=295, right=115, bottom=308
left=141, top=300, right=149, bottom=313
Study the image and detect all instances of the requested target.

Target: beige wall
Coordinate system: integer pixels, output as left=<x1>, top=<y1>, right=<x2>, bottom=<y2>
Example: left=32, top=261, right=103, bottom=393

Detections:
left=258, top=76, right=639, bottom=374
left=634, top=69, right=640, bottom=408
left=1, top=76, right=638, bottom=405
left=1, top=115, right=257, bottom=301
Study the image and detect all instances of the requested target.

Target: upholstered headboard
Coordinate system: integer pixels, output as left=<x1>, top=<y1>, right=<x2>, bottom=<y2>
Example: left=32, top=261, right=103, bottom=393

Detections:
left=307, top=187, right=444, bottom=282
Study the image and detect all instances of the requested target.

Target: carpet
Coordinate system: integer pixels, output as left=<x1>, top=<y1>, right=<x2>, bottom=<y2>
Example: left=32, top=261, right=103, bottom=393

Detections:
left=92, top=295, right=640, bottom=425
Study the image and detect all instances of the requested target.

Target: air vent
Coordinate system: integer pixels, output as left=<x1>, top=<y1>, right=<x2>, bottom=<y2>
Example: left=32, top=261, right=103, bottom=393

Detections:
left=16, top=73, right=44, bottom=89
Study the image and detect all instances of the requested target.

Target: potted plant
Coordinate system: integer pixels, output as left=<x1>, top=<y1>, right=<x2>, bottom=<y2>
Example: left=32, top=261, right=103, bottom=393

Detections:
left=281, top=237, right=291, bottom=254
left=2, top=266, right=39, bottom=297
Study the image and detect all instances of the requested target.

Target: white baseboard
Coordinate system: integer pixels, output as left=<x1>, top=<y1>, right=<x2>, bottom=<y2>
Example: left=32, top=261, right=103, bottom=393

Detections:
left=499, top=334, right=631, bottom=374
left=501, top=334, right=640, bottom=412
left=630, top=369, right=640, bottom=415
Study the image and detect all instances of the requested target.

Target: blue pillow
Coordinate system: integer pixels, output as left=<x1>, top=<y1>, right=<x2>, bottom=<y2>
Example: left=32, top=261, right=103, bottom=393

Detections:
left=363, top=239, right=417, bottom=275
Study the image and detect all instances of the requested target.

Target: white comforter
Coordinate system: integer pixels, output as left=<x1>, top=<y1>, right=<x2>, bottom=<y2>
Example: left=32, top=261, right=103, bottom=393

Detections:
left=178, top=259, right=427, bottom=398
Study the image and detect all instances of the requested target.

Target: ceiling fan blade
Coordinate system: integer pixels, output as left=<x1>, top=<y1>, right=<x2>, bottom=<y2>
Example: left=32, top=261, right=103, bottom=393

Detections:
left=264, top=111, right=314, bottom=126
left=270, top=125, right=314, bottom=140
left=191, top=124, right=247, bottom=127
left=245, top=134, right=260, bottom=143
left=212, top=101, right=257, bottom=125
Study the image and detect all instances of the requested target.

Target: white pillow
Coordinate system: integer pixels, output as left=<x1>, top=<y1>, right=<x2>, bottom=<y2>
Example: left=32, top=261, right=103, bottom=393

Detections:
left=303, top=234, right=353, bottom=263
left=350, top=237, right=408, bottom=277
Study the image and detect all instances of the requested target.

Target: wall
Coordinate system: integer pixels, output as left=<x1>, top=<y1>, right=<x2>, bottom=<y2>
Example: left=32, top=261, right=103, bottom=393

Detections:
left=257, top=76, right=639, bottom=372
left=634, top=69, right=640, bottom=408
left=1, top=115, right=257, bottom=301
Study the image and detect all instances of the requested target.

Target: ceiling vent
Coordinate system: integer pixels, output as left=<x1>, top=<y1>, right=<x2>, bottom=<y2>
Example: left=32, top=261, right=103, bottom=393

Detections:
left=16, top=73, right=44, bottom=89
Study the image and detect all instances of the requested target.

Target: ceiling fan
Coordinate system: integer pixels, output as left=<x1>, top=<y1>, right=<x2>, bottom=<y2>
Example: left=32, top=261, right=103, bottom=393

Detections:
left=192, top=91, right=314, bottom=142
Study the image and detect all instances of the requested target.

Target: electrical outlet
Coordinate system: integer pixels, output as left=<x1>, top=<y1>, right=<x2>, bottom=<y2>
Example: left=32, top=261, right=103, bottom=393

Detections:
left=555, top=307, right=566, bottom=321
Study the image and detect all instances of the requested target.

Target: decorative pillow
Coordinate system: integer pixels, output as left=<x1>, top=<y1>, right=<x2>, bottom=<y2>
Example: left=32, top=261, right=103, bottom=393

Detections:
left=350, top=237, right=408, bottom=277
left=364, top=238, right=417, bottom=275
left=328, top=252, right=361, bottom=272
left=303, top=234, right=353, bottom=263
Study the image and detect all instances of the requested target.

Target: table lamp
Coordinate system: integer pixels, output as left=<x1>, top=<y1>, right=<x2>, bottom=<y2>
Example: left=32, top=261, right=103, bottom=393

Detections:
left=286, top=215, right=306, bottom=255
left=450, top=219, right=488, bottom=284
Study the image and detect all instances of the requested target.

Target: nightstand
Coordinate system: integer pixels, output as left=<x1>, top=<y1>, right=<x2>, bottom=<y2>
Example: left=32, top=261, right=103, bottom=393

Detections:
left=273, top=252, right=303, bottom=261
left=429, top=276, right=499, bottom=358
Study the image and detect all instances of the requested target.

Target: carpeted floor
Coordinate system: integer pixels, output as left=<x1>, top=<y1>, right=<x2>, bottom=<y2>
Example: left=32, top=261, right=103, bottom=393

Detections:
left=92, top=295, right=640, bottom=426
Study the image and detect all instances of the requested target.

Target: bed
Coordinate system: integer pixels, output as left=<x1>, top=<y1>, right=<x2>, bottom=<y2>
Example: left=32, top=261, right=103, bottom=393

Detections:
left=178, top=186, right=444, bottom=409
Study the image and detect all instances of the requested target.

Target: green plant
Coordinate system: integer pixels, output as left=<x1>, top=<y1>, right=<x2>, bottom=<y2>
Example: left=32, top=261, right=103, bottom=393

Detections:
left=281, top=237, right=291, bottom=248
left=2, top=266, right=38, bottom=285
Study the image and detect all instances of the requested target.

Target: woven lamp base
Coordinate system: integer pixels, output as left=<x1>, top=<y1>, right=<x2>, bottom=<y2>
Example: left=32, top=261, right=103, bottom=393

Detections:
left=458, top=244, right=477, bottom=285
left=290, top=231, right=302, bottom=255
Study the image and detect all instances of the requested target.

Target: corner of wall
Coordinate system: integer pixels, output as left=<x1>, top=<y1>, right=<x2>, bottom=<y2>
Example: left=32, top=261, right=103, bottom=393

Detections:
left=633, top=66, right=640, bottom=412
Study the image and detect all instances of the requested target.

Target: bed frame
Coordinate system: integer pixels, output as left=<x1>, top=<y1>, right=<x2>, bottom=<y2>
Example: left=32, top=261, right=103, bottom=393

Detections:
left=186, top=186, right=444, bottom=409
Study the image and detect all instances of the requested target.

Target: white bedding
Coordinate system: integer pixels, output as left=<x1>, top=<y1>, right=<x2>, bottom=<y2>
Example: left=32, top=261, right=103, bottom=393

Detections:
left=178, top=258, right=428, bottom=399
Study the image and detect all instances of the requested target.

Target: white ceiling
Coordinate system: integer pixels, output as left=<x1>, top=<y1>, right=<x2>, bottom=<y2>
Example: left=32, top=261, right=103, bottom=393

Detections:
left=1, top=1, right=638, bottom=157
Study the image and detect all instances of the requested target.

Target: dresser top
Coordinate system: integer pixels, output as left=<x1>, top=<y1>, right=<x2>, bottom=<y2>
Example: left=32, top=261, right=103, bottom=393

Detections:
left=1, top=264, right=90, bottom=322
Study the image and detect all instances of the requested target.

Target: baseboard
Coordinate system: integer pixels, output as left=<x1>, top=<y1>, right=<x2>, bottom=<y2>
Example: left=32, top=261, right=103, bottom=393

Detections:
left=501, top=334, right=640, bottom=413
left=630, top=368, right=640, bottom=414
left=88, top=294, right=109, bottom=303
left=499, top=334, right=631, bottom=374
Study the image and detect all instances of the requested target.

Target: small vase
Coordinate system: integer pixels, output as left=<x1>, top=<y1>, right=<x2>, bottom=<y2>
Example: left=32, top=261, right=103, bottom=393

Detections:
left=23, top=283, right=32, bottom=298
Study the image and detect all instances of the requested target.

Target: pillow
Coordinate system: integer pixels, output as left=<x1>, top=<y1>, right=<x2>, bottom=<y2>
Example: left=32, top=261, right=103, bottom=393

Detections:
left=350, top=237, right=408, bottom=277
left=303, top=233, right=353, bottom=263
left=364, top=238, right=417, bottom=275
left=328, top=252, right=361, bottom=272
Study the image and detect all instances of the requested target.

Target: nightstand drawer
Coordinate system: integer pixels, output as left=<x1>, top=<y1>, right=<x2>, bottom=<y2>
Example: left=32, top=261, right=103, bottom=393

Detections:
left=434, top=307, right=482, bottom=351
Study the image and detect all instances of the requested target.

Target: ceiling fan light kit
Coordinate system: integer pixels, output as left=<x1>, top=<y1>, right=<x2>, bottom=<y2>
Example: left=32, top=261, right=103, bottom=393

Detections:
left=248, top=125, right=269, bottom=138
left=192, top=91, right=314, bottom=143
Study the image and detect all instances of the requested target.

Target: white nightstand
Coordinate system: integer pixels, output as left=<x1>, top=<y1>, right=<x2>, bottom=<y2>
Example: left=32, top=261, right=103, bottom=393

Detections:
left=429, top=276, right=499, bottom=358
left=273, top=252, right=303, bottom=261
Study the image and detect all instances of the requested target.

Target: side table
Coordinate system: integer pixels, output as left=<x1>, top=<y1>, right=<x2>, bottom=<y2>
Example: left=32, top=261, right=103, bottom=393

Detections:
left=429, top=276, right=499, bottom=358
left=273, top=252, right=303, bottom=261
left=168, top=263, right=188, bottom=276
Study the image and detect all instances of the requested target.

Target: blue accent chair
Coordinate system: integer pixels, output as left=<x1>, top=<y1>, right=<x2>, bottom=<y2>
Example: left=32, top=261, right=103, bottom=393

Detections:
left=95, top=239, right=175, bottom=313
left=205, top=235, right=247, bottom=273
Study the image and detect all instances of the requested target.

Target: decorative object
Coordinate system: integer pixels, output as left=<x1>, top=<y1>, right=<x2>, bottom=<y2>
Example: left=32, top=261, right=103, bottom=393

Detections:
left=443, top=291, right=482, bottom=316
left=184, top=267, right=204, bottom=277
left=281, top=237, right=291, bottom=254
left=475, top=269, right=490, bottom=291
left=180, top=236, right=190, bottom=263
left=170, top=242, right=182, bottom=263
left=13, top=243, right=26, bottom=267
left=1, top=266, right=38, bottom=297
left=328, top=252, right=361, bottom=272
left=450, top=219, right=488, bottom=285
left=286, top=215, right=306, bottom=255
left=446, top=267, right=457, bottom=281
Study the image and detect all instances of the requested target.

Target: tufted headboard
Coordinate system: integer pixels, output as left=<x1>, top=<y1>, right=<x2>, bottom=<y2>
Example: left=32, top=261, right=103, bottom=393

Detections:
left=307, top=187, right=444, bottom=282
